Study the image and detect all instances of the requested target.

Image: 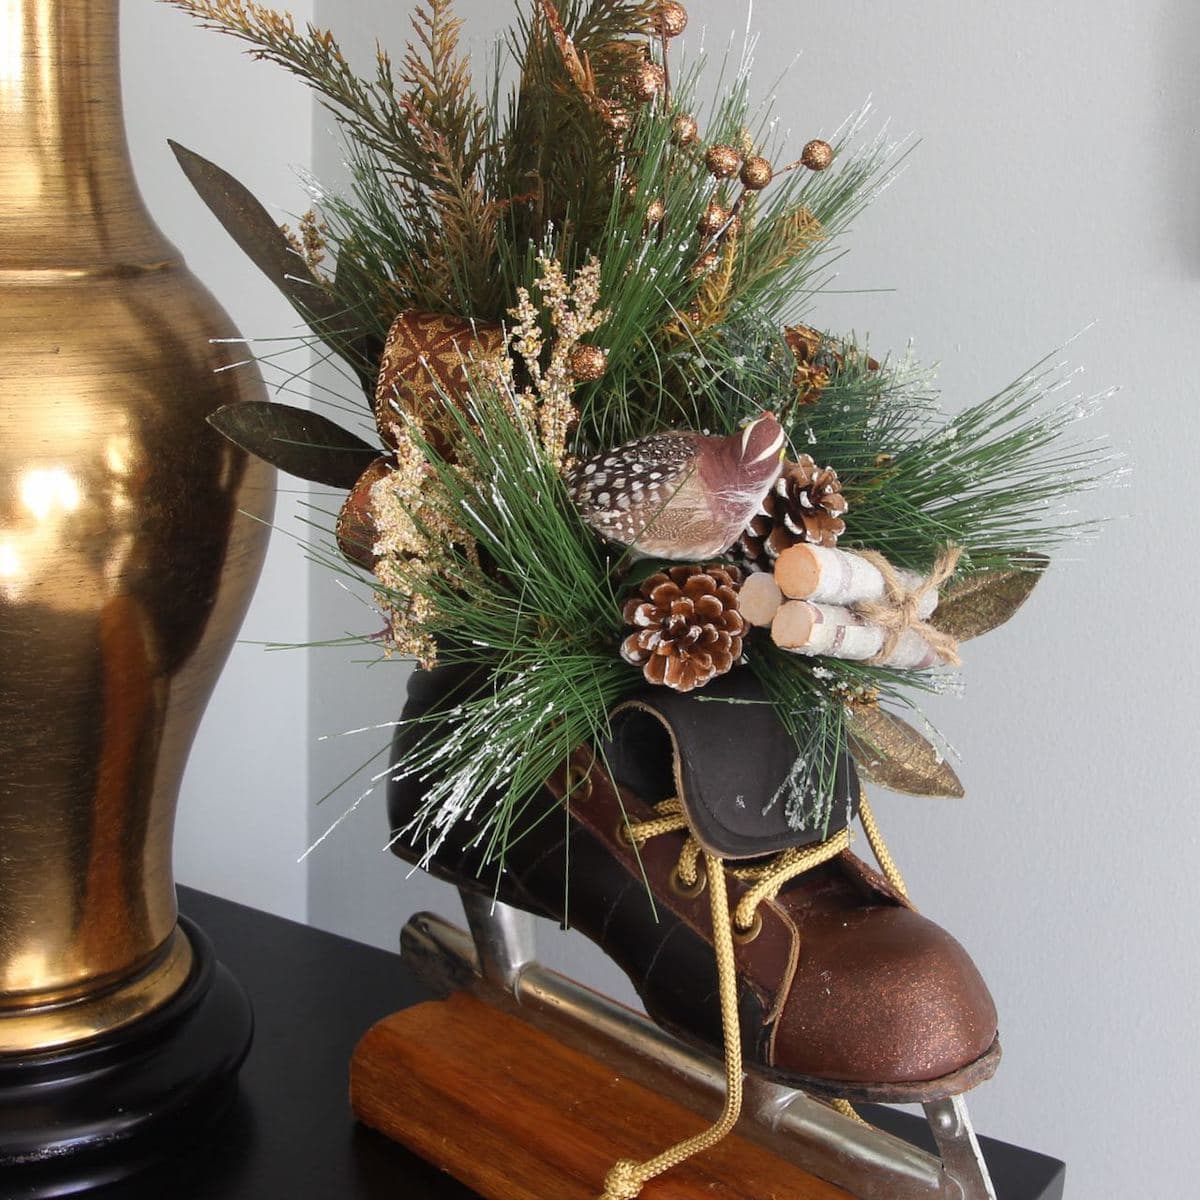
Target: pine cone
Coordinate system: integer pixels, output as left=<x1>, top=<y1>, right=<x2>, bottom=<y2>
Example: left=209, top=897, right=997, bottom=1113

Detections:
left=620, top=564, right=746, bottom=692
left=740, top=456, right=848, bottom=564
left=784, top=324, right=838, bottom=405
left=784, top=324, right=880, bottom=406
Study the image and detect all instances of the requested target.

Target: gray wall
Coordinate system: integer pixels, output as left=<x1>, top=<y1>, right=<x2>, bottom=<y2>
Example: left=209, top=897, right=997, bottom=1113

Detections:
left=131, top=2, right=1197, bottom=1196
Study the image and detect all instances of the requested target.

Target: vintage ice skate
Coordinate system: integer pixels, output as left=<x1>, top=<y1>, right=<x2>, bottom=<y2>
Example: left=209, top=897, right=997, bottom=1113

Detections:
left=165, top=2, right=1098, bottom=1195
left=349, top=666, right=1000, bottom=1200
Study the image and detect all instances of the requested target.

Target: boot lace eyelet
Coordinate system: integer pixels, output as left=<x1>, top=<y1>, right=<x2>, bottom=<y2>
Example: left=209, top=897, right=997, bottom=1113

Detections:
left=732, top=910, right=763, bottom=944
left=669, top=862, right=706, bottom=899
left=615, top=820, right=636, bottom=847
left=563, top=762, right=594, bottom=803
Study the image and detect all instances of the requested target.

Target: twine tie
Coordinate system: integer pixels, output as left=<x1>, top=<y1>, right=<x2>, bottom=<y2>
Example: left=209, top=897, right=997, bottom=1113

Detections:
left=852, top=546, right=962, bottom=667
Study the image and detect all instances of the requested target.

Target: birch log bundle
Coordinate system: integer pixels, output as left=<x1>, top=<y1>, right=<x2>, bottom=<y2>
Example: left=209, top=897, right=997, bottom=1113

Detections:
left=738, top=544, right=949, bottom=670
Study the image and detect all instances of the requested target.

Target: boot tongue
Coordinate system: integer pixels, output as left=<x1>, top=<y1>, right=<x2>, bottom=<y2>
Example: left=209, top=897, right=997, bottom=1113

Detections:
left=603, top=670, right=858, bottom=860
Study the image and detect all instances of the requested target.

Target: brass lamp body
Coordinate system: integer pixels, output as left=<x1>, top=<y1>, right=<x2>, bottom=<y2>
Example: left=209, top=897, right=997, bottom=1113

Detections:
left=0, top=0, right=274, bottom=1054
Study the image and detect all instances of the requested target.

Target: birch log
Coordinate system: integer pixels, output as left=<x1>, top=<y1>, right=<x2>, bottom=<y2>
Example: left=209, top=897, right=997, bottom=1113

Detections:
left=774, top=544, right=938, bottom=618
left=739, top=571, right=784, bottom=627
left=771, top=601, right=942, bottom=670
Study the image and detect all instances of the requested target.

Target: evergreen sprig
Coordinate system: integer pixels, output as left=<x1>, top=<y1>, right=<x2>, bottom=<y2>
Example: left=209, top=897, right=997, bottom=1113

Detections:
left=165, top=2, right=435, bottom=179
left=166, top=1, right=503, bottom=319
left=804, top=350, right=1113, bottom=571
left=371, top=380, right=637, bottom=859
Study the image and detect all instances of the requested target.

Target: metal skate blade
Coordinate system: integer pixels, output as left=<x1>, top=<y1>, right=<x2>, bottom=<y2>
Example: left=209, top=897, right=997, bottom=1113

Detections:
left=401, top=902, right=997, bottom=1200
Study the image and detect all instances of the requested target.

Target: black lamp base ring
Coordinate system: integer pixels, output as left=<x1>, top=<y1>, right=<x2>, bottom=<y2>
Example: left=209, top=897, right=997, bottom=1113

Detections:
left=0, top=916, right=253, bottom=1197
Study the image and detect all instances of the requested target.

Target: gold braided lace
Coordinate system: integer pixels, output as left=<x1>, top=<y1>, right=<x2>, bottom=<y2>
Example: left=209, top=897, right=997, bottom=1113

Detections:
left=600, top=790, right=905, bottom=1199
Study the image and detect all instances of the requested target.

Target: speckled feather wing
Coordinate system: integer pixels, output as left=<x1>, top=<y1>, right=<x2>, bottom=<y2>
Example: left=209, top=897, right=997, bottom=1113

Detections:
left=569, top=434, right=714, bottom=557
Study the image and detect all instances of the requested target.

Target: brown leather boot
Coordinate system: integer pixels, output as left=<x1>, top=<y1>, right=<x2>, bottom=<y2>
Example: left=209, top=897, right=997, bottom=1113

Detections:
left=388, top=665, right=999, bottom=1104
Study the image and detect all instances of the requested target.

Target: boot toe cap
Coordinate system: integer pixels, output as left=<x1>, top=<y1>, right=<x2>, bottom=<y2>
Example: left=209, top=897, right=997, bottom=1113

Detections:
left=771, top=905, right=998, bottom=1088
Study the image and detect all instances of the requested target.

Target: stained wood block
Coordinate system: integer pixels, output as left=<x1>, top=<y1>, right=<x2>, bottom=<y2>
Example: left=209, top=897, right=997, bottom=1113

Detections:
left=350, top=991, right=852, bottom=1200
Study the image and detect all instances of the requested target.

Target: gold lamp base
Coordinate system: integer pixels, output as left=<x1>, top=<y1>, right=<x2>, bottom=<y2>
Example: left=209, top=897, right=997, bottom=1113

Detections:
left=0, top=919, right=252, bottom=1197
left=1, top=0, right=273, bottom=1056
left=0, top=928, right=194, bottom=1057
left=0, top=0, right=272, bottom=1185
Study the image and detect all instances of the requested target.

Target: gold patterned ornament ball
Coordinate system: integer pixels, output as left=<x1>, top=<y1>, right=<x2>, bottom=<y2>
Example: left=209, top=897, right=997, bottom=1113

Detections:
left=740, top=155, right=773, bottom=190
left=569, top=344, right=609, bottom=382
left=705, top=143, right=742, bottom=178
left=646, top=197, right=667, bottom=225
left=696, top=201, right=730, bottom=236
left=656, top=1, right=689, bottom=39
left=672, top=113, right=699, bottom=146
left=374, top=311, right=504, bottom=454
left=800, top=139, right=834, bottom=171
left=629, top=60, right=666, bottom=102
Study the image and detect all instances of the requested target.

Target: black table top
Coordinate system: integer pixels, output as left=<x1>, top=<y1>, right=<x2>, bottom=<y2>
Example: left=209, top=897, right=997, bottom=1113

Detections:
left=84, top=888, right=1064, bottom=1200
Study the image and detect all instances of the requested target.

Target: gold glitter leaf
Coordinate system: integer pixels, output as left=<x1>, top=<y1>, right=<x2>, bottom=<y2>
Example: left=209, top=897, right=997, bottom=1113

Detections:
left=930, top=554, right=1049, bottom=642
left=847, top=705, right=964, bottom=799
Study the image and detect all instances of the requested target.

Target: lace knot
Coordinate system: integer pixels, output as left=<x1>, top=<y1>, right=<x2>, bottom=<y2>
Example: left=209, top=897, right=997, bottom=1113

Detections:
left=600, top=1158, right=645, bottom=1199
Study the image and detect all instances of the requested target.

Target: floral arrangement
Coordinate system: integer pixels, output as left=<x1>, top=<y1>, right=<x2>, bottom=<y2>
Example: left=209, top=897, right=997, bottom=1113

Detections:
left=165, top=0, right=1110, bottom=862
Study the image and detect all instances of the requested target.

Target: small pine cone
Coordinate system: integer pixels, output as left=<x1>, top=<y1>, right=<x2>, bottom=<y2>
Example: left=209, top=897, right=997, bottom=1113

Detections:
left=621, top=564, right=746, bottom=692
left=740, top=456, right=848, bottom=564
left=783, top=324, right=880, bottom=406
left=784, top=324, right=841, bottom=405
left=793, top=360, right=832, bottom=406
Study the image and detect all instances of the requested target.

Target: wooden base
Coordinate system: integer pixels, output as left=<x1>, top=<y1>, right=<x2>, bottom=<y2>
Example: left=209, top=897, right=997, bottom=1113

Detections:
left=350, top=991, right=852, bottom=1200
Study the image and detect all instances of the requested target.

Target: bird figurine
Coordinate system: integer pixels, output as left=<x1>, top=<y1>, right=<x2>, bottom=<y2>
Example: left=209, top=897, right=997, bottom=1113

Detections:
left=569, top=414, right=787, bottom=559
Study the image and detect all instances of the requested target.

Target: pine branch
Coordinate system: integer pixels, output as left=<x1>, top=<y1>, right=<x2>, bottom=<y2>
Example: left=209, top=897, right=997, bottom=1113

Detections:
left=166, top=2, right=515, bottom=324
left=400, top=0, right=487, bottom=180
left=367, top=377, right=638, bottom=861
left=798, top=349, right=1116, bottom=570
left=163, top=2, right=430, bottom=183
left=500, top=1, right=655, bottom=254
